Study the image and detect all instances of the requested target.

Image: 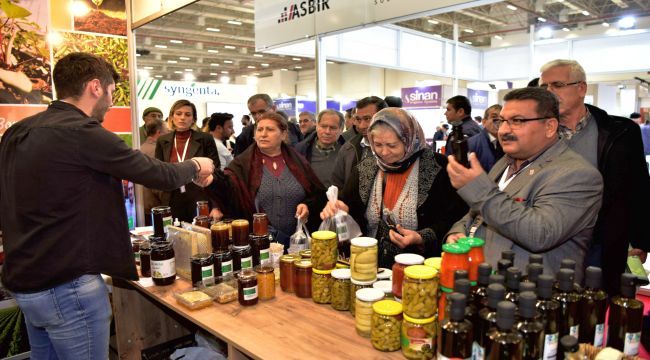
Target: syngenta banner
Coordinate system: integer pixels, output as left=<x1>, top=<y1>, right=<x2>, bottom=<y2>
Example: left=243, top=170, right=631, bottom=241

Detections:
left=137, top=79, right=221, bottom=100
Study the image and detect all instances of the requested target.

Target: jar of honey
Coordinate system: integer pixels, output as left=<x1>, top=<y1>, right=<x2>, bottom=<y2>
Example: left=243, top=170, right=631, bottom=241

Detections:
left=280, top=254, right=301, bottom=292
left=250, top=234, right=271, bottom=267
left=232, top=245, right=253, bottom=272
left=254, top=265, right=275, bottom=300
left=252, top=213, right=269, bottom=236
left=139, top=241, right=151, bottom=278
left=193, top=215, right=212, bottom=229
left=151, top=206, right=172, bottom=237
left=231, top=219, right=250, bottom=247
left=392, top=253, right=425, bottom=300
left=190, top=253, right=214, bottom=287
left=132, top=239, right=144, bottom=265
left=440, top=243, right=470, bottom=289
left=213, top=250, right=233, bottom=278
left=196, top=201, right=210, bottom=216
left=294, top=259, right=313, bottom=298
left=237, top=270, right=258, bottom=306
left=211, top=222, right=230, bottom=252
left=299, top=249, right=312, bottom=259
left=151, top=241, right=175, bottom=286
left=457, top=237, right=485, bottom=285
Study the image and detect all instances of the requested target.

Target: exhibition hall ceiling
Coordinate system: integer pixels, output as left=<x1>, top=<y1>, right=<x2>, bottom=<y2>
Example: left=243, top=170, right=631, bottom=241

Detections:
left=134, top=0, right=650, bottom=82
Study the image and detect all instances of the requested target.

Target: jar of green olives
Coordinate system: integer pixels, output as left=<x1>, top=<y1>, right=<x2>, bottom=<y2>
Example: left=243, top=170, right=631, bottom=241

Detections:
left=371, top=300, right=403, bottom=352
left=402, top=265, right=438, bottom=319
left=310, top=231, right=338, bottom=270
left=331, top=268, right=351, bottom=311
left=312, top=268, right=333, bottom=304
left=401, top=314, right=436, bottom=359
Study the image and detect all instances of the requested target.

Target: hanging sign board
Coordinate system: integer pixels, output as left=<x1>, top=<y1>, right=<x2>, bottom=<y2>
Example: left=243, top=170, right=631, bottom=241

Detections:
left=401, top=86, right=442, bottom=109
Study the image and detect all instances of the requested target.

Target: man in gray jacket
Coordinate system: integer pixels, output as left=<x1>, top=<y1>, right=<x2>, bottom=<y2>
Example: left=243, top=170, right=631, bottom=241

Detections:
left=446, top=87, right=603, bottom=283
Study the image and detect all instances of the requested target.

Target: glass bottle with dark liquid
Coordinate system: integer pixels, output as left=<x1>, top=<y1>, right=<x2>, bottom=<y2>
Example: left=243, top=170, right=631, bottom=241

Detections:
left=516, top=291, right=544, bottom=360
left=489, top=273, right=505, bottom=286
left=519, top=281, right=536, bottom=295
left=439, top=293, right=473, bottom=360
left=450, top=122, right=470, bottom=167
left=528, top=254, right=543, bottom=265
left=536, top=274, right=560, bottom=360
left=554, top=269, right=580, bottom=339
left=473, top=263, right=492, bottom=311
left=579, top=266, right=607, bottom=347
left=476, top=283, right=506, bottom=359
left=139, top=240, right=151, bottom=277
left=555, top=258, right=582, bottom=294
left=497, top=259, right=512, bottom=277
left=486, top=301, right=523, bottom=359
left=505, top=267, right=522, bottom=303
left=451, top=278, right=477, bottom=325
left=523, top=263, right=544, bottom=284
left=607, top=273, right=644, bottom=356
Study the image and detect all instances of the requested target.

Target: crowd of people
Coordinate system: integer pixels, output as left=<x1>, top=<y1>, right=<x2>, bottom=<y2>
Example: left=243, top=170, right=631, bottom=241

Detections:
left=1, top=52, right=649, bottom=357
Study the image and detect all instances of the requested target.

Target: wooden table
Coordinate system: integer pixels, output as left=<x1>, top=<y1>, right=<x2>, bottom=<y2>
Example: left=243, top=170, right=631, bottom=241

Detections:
left=112, top=277, right=404, bottom=360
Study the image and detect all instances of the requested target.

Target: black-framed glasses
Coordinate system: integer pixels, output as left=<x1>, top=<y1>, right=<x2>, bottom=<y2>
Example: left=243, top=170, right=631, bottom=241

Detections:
left=494, top=117, right=551, bottom=129
left=539, top=81, right=583, bottom=90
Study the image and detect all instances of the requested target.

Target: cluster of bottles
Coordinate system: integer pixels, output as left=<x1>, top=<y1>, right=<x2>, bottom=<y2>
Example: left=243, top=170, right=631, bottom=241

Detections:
left=438, top=251, right=644, bottom=359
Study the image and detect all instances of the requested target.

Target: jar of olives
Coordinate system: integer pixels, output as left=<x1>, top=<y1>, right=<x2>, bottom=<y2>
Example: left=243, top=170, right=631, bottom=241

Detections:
left=331, top=268, right=351, bottom=311
left=355, top=288, right=385, bottom=338
left=350, top=237, right=378, bottom=282
left=401, top=314, right=436, bottom=359
left=350, top=278, right=375, bottom=316
left=371, top=300, right=403, bottom=352
left=311, top=231, right=338, bottom=270
left=402, top=265, right=438, bottom=319
left=312, top=268, right=333, bottom=304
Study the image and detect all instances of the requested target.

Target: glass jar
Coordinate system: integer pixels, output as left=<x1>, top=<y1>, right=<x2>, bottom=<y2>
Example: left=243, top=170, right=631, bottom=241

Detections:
left=221, top=219, right=233, bottom=239
left=355, top=288, right=385, bottom=338
left=213, top=251, right=233, bottom=278
left=457, top=237, right=485, bottom=285
left=350, top=278, right=375, bottom=316
left=232, top=245, right=253, bottom=272
left=132, top=239, right=144, bottom=265
left=280, top=254, right=301, bottom=292
left=401, top=314, right=436, bottom=359
left=237, top=269, right=258, bottom=306
left=371, top=300, right=403, bottom=352
left=392, top=253, right=425, bottom=300
left=151, top=206, right=172, bottom=237
left=402, top=265, right=438, bottom=319
left=231, top=219, right=250, bottom=247
left=423, top=257, right=442, bottom=272
left=377, top=268, right=393, bottom=281
left=373, top=280, right=394, bottom=300
left=151, top=241, right=176, bottom=286
left=193, top=215, right=212, bottom=229
left=299, top=249, right=312, bottom=259
left=190, top=253, right=214, bottom=287
left=312, top=268, right=333, bottom=304
left=196, top=201, right=210, bottom=217
left=139, top=241, right=151, bottom=278
left=250, top=234, right=271, bottom=267
left=440, top=243, right=470, bottom=289
left=331, top=269, right=351, bottom=311
left=210, top=222, right=231, bottom=252
left=254, top=265, right=275, bottom=301
left=294, top=259, right=313, bottom=298
left=350, top=237, right=378, bottom=282
left=311, top=230, right=338, bottom=270
left=252, top=213, right=269, bottom=236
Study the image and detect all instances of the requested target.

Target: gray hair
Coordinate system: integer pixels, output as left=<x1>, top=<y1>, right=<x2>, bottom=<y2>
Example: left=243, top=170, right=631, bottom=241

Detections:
left=299, top=111, right=316, bottom=122
left=540, top=59, right=586, bottom=82
left=317, top=109, right=344, bottom=128
left=247, top=93, right=273, bottom=108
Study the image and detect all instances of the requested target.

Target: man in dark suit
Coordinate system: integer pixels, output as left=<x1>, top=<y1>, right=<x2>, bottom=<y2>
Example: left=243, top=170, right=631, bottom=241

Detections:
left=468, top=104, right=504, bottom=172
left=444, top=95, right=482, bottom=156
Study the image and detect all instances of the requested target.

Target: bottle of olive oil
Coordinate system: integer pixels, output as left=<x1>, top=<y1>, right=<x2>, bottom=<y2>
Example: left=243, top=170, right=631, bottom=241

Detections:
left=554, top=269, right=580, bottom=339
left=454, top=278, right=477, bottom=325
left=516, top=291, right=544, bottom=360
left=486, top=301, right=524, bottom=359
left=607, top=273, right=644, bottom=356
left=439, top=293, right=473, bottom=360
left=505, top=267, right=522, bottom=303
left=528, top=254, right=543, bottom=265
left=475, top=283, right=506, bottom=360
left=536, top=274, right=560, bottom=360
left=473, top=263, right=492, bottom=311
left=578, top=267, right=607, bottom=347
left=497, top=259, right=512, bottom=277
left=519, top=281, right=536, bottom=295
left=523, top=263, right=544, bottom=284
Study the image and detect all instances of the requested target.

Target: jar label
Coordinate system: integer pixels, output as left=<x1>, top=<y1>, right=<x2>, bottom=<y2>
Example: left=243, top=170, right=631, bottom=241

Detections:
left=162, top=216, right=172, bottom=232
left=401, top=331, right=433, bottom=353
left=241, top=256, right=253, bottom=270
left=472, top=341, right=484, bottom=360
left=201, top=265, right=214, bottom=284
left=221, top=260, right=233, bottom=276
left=569, top=325, right=579, bottom=339
left=151, top=258, right=176, bottom=279
left=543, top=332, right=558, bottom=360
left=594, top=323, right=605, bottom=347
left=134, top=252, right=141, bottom=262
left=623, top=332, right=641, bottom=356
left=259, top=248, right=270, bottom=262
left=335, top=214, right=350, bottom=241
left=243, top=285, right=258, bottom=300
left=438, top=353, right=470, bottom=360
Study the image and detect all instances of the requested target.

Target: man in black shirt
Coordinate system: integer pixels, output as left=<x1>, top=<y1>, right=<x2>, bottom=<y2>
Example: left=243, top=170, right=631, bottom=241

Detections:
left=0, top=53, right=215, bottom=359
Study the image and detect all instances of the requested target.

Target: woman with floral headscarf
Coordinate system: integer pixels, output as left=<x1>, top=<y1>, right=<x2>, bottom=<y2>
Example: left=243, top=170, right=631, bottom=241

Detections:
left=321, top=107, right=467, bottom=267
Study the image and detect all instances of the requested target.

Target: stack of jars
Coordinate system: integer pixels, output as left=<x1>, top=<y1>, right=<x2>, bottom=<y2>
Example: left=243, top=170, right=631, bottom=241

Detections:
left=437, top=242, right=470, bottom=322
left=193, top=201, right=212, bottom=229
left=250, top=213, right=271, bottom=268
left=309, top=231, right=338, bottom=304
left=210, top=219, right=234, bottom=281
left=350, top=237, right=379, bottom=316
left=392, top=253, right=425, bottom=302
left=400, top=265, right=439, bottom=359
left=457, top=237, right=485, bottom=286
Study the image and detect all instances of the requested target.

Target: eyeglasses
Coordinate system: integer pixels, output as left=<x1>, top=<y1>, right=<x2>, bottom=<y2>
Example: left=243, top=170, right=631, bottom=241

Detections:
left=539, top=81, right=583, bottom=90
left=494, top=117, right=551, bottom=129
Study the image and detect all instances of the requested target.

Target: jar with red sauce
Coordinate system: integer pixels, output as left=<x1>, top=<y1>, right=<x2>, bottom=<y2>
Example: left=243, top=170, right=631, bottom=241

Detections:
left=457, top=237, right=485, bottom=286
left=392, top=253, right=425, bottom=300
left=440, top=243, right=470, bottom=289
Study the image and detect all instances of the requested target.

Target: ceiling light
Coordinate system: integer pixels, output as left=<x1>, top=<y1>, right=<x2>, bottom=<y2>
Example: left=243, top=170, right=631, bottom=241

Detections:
left=464, top=29, right=474, bottom=33
left=206, top=27, right=220, bottom=32
left=618, top=16, right=635, bottom=29
left=185, top=69, right=192, bottom=72
left=292, top=57, right=301, bottom=61
left=154, top=75, right=163, bottom=78
left=220, top=76, right=230, bottom=84
left=326, top=61, right=334, bottom=64
left=252, top=72, right=260, bottom=76
left=247, top=66, right=256, bottom=69
left=506, top=4, right=517, bottom=10
left=538, top=17, right=546, bottom=22
left=539, top=26, right=553, bottom=38
left=169, top=40, right=182, bottom=44
left=136, top=53, right=141, bottom=57
left=210, top=63, right=219, bottom=67
left=464, top=41, right=472, bottom=45
left=208, top=49, right=219, bottom=53
left=261, top=63, right=269, bottom=67
left=179, top=56, right=190, bottom=60
left=427, top=19, right=439, bottom=25
left=433, top=34, right=442, bottom=38
left=174, top=71, right=183, bottom=74
left=562, top=27, right=570, bottom=32
left=247, top=76, right=258, bottom=86
left=224, top=45, right=236, bottom=49
left=210, top=73, right=218, bottom=76
left=494, top=35, right=503, bottom=40
left=143, top=66, right=154, bottom=70
left=581, top=10, right=590, bottom=16
left=224, top=60, right=233, bottom=64
left=227, top=20, right=242, bottom=25
left=138, top=69, right=150, bottom=78
left=253, top=54, right=264, bottom=57
left=155, top=44, right=167, bottom=49
left=295, top=66, right=302, bottom=69
left=602, top=22, right=610, bottom=27
left=184, top=73, right=195, bottom=81
left=221, top=71, right=229, bottom=74
left=167, top=60, right=177, bottom=64
left=281, top=68, right=288, bottom=71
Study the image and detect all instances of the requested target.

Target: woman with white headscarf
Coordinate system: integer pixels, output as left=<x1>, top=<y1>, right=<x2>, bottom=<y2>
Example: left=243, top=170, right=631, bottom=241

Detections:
left=321, top=107, right=467, bottom=267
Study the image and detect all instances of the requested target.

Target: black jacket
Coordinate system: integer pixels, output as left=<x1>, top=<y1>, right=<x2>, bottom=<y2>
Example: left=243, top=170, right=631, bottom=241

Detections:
left=586, top=104, right=650, bottom=294
left=294, top=131, right=345, bottom=161
left=0, top=101, right=197, bottom=292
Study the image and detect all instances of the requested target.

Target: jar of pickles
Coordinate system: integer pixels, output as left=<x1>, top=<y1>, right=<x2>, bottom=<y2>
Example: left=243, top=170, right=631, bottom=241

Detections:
left=355, top=288, right=385, bottom=338
left=311, top=231, right=338, bottom=270
left=351, top=237, right=378, bottom=282
left=371, top=300, right=403, bottom=352
left=401, top=314, right=436, bottom=359
left=440, top=243, right=470, bottom=289
left=331, top=268, right=351, bottom=311
left=350, top=278, right=375, bottom=316
left=312, top=268, right=333, bottom=304
left=254, top=265, right=275, bottom=300
left=280, top=254, right=301, bottom=292
left=294, top=259, right=312, bottom=298
left=392, top=254, right=425, bottom=300
left=373, top=280, right=394, bottom=300
left=402, top=265, right=438, bottom=319
left=457, top=237, right=485, bottom=285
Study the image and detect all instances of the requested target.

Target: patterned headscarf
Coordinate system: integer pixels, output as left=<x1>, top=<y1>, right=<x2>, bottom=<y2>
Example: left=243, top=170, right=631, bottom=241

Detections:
left=368, top=108, right=428, bottom=173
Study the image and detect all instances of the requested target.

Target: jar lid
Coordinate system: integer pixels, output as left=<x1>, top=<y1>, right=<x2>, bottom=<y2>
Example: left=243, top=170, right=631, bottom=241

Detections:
left=424, top=257, right=442, bottom=270
left=351, top=278, right=375, bottom=286
left=440, top=285, right=453, bottom=293
left=254, top=265, right=274, bottom=274
left=312, top=268, right=333, bottom=275
left=232, top=245, right=251, bottom=253
left=299, top=249, right=312, bottom=257
left=351, top=237, right=378, bottom=247
left=372, top=280, right=392, bottom=294
left=404, top=265, right=437, bottom=280
left=403, top=313, right=435, bottom=324
left=458, top=237, right=485, bottom=248
left=190, top=253, right=213, bottom=261
left=238, top=269, right=256, bottom=280
left=372, top=299, right=403, bottom=316
left=232, top=219, right=249, bottom=226
left=442, top=243, right=470, bottom=254
left=311, top=230, right=336, bottom=241
left=356, top=288, right=384, bottom=302
left=148, top=235, right=165, bottom=243
left=211, top=222, right=229, bottom=230
left=376, top=268, right=392, bottom=280
left=331, top=268, right=351, bottom=280
left=151, top=206, right=171, bottom=213
left=280, top=254, right=301, bottom=263
left=394, top=253, right=425, bottom=266
left=293, top=259, right=312, bottom=268
left=214, top=250, right=232, bottom=259
left=151, top=241, right=173, bottom=249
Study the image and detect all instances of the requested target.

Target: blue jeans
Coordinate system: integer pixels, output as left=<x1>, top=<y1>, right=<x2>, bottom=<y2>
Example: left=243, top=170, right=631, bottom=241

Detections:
left=12, top=274, right=111, bottom=360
